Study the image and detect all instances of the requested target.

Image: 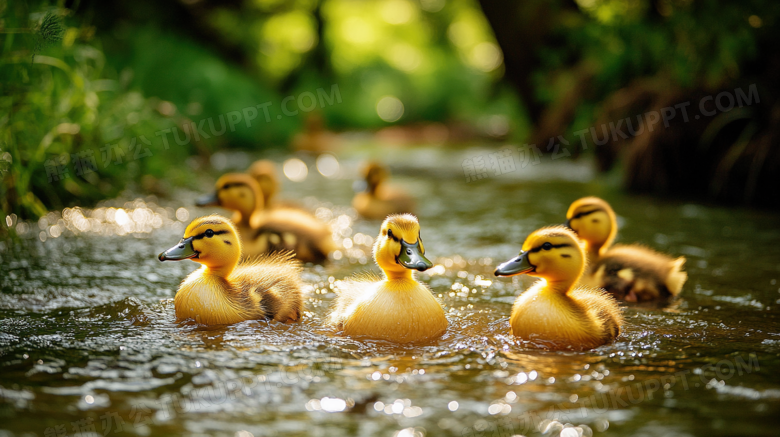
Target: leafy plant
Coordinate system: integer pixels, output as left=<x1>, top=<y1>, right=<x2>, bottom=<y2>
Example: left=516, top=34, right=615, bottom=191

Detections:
left=32, top=11, right=64, bottom=62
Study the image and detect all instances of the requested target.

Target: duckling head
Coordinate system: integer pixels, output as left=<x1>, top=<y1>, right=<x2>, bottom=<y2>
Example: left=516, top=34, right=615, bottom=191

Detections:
left=248, top=160, right=280, bottom=206
left=373, top=214, right=432, bottom=279
left=196, top=173, right=264, bottom=225
left=158, top=215, right=242, bottom=277
left=565, top=197, right=617, bottom=254
left=495, top=226, right=585, bottom=287
left=361, top=161, right=390, bottom=194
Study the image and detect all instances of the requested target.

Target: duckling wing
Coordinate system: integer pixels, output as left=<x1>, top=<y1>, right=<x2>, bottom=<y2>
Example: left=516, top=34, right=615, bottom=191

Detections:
left=592, top=244, right=687, bottom=301
left=232, top=252, right=304, bottom=323
left=250, top=208, right=335, bottom=263
left=569, top=287, right=624, bottom=342
left=329, top=272, right=383, bottom=327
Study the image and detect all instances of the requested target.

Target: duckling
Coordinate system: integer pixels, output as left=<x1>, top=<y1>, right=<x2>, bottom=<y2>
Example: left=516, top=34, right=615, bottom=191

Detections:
left=330, top=214, right=447, bottom=343
left=292, top=113, right=339, bottom=153
left=158, top=215, right=303, bottom=325
left=352, top=162, right=416, bottom=220
left=196, top=173, right=334, bottom=263
left=248, top=159, right=281, bottom=207
left=247, top=159, right=307, bottom=211
left=494, top=226, right=623, bottom=350
left=566, top=197, right=687, bottom=302
left=196, top=173, right=265, bottom=242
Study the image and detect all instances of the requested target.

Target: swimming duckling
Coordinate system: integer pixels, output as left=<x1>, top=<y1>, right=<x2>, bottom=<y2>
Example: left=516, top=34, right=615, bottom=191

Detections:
left=247, top=159, right=307, bottom=211
left=248, top=159, right=281, bottom=207
left=494, top=226, right=623, bottom=350
left=330, top=214, right=447, bottom=343
left=196, top=173, right=334, bottom=263
left=566, top=197, right=687, bottom=302
left=352, top=162, right=416, bottom=220
left=158, top=215, right=303, bottom=325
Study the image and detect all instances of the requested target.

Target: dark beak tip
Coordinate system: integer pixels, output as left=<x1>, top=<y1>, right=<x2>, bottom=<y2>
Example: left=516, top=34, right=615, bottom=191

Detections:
left=196, top=192, right=220, bottom=207
left=158, top=253, right=166, bottom=262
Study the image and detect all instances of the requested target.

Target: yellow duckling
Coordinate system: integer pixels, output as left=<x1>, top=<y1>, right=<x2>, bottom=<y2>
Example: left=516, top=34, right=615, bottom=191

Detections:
left=566, top=197, right=687, bottom=302
left=494, top=226, right=623, bottom=350
left=248, top=159, right=308, bottom=211
left=158, top=215, right=303, bottom=325
left=248, top=159, right=280, bottom=208
left=352, top=162, right=416, bottom=220
left=330, top=214, right=447, bottom=343
left=196, top=173, right=334, bottom=264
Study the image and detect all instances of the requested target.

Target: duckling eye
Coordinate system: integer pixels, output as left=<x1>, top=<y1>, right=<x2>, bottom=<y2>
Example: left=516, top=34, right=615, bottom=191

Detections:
left=205, top=229, right=214, bottom=238
left=542, top=242, right=553, bottom=251
left=387, top=229, right=395, bottom=240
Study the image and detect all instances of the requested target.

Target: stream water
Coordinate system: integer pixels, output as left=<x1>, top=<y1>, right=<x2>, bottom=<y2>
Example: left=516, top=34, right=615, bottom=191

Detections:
left=1, top=148, right=779, bottom=437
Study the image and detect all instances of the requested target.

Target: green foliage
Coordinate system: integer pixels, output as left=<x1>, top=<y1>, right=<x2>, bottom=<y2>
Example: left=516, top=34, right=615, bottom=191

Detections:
left=0, top=7, right=189, bottom=220
left=109, top=26, right=297, bottom=147
left=1, top=3, right=308, bottom=220
left=32, top=11, right=65, bottom=62
left=538, top=0, right=776, bottom=110
left=204, top=0, right=520, bottom=132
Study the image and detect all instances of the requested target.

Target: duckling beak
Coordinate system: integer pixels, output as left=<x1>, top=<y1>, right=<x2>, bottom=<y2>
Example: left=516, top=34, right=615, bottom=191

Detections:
left=494, top=251, right=534, bottom=277
left=564, top=219, right=572, bottom=229
left=352, top=180, right=368, bottom=193
left=195, top=192, right=220, bottom=207
left=158, top=237, right=198, bottom=261
left=396, top=240, right=433, bottom=272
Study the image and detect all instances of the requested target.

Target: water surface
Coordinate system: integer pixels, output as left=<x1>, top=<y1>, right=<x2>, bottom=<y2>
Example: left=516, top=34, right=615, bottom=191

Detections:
left=2, top=150, right=780, bottom=437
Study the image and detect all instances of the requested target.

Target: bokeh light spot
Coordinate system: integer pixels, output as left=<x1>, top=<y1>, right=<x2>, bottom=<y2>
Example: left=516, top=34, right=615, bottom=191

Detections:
left=283, top=158, right=309, bottom=182
left=316, top=154, right=340, bottom=178
left=376, top=96, right=404, bottom=122
left=381, top=0, right=416, bottom=25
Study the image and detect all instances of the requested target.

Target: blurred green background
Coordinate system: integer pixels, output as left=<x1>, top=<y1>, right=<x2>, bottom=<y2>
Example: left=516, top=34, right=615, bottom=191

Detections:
left=2, top=0, right=779, bottom=220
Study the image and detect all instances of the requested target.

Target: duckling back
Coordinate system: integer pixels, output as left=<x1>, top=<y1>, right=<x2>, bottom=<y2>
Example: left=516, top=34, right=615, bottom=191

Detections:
left=231, top=252, right=304, bottom=323
left=175, top=252, right=303, bottom=325
left=569, top=287, right=623, bottom=342
left=353, top=188, right=416, bottom=220
left=590, top=244, right=687, bottom=302
left=246, top=208, right=335, bottom=264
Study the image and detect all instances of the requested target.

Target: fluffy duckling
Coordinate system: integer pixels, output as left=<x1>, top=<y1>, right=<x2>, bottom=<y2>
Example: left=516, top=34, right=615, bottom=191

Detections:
left=158, top=215, right=303, bottom=325
left=248, top=159, right=281, bottom=207
left=196, top=173, right=334, bottom=263
left=566, top=197, right=687, bottom=302
left=248, top=159, right=307, bottom=211
left=494, top=226, right=623, bottom=350
left=330, top=214, right=447, bottom=343
left=352, top=162, right=416, bottom=220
